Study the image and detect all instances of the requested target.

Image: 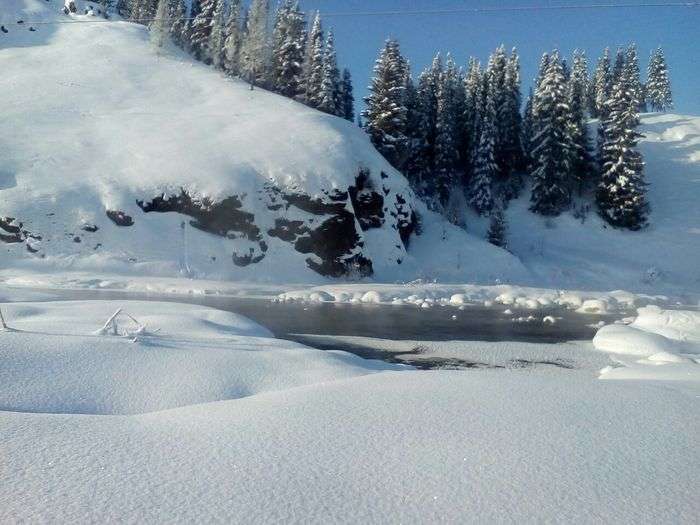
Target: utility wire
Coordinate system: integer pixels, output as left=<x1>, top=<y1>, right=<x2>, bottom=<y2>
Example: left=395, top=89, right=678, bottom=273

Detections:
left=12, top=2, right=700, bottom=25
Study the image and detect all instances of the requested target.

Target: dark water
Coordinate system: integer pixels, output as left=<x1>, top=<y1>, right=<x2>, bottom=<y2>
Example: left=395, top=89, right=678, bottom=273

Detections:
left=7, top=287, right=622, bottom=369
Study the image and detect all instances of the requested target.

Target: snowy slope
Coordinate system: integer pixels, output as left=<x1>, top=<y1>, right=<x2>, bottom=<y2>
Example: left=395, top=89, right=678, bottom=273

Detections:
left=502, top=113, right=700, bottom=293
left=0, top=0, right=523, bottom=283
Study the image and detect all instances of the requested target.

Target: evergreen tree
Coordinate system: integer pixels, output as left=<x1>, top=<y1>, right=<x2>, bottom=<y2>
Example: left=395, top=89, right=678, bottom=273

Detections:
left=403, top=70, right=426, bottom=188
left=223, top=0, right=243, bottom=76
left=271, top=0, right=305, bottom=97
left=340, top=68, right=355, bottom=122
left=317, top=30, right=341, bottom=116
left=469, top=89, right=497, bottom=215
left=568, top=50, right=593, bottom=193
left=646, top=47, right=673, bottom=111
left=612, top=47, right=625, bottom=85
left=150, top=0, right=169, bottom=50
left=362, top=39, right=408, bottom=170
left=168, top=0, right=187, bottom=49
left=521, top=87, right=535, bottom=171
left=462, top=57, right=482, bottom=177
left=624, top=44, right=646, bottom=112
left=240, top=0, right=270, bottom=88
left=484, top=45, right=510, bottom=181
left=501, top=48, right=524, bottom=195
left=208, top=0, right=226, bottom=69
left=189, top=0, right=217, bottom=63
left=414, top=54, right=443, bottom=197
left=597, top=66, right=649, bottom=230
left=487, top=206, right=507, bottom=249
left=301, top=12, right=324, bottom=106
left=433, top=54, right=461, bottom=204
left=591, top=48, right=611, bottom=117
left=529, top=52, right=573, bottom=216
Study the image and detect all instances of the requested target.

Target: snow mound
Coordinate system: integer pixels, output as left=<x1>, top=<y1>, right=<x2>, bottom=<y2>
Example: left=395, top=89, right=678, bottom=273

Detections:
left=0, top=301, right=394, bottom=415
left=593, top=306, right=700, bottom=381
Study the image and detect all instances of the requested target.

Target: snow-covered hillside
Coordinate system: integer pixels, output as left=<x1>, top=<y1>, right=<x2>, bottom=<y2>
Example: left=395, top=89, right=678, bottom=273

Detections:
left=1, top=1, right=699, bottom=296
left=0, top=0, right=522, bottom=283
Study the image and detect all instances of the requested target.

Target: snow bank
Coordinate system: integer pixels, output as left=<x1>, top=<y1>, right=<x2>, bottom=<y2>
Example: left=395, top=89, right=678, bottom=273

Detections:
left=2, top=366, right=698, bottom=523
left=278, top=282, right=666, bottom=315
left=593, top=306, right=700, bottom=381
left=0, top=301, right=394, bottom=414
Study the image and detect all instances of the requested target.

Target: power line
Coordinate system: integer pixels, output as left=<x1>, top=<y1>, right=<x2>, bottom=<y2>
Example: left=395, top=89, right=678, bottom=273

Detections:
left=11, top=2, right=700, bottom=25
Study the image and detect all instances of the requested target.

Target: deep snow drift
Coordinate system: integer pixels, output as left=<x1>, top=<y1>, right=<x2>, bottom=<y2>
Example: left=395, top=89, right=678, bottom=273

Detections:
left=1, top=298, right=699, bottom=523
left=594, top=305, right=700, bottom=381
left=0, top=300, right=394, bottom=415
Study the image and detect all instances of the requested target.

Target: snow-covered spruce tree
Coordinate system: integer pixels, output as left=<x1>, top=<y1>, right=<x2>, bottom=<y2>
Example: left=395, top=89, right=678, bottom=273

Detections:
left=150, top=0, right=170, bottom=50
left=362, top=39, right=408, bottom=170
left=189, top=0, right=217, bottom=63
left=612, top=47, right=626, bottom=86
left=483, top=46, right=509, bottom=180
left=462, top=57, right=482, bottom=176
left=414, top=54, right=443, bottom=198
left=433, top=54, right=462, bottom=205
left=646, top=47, right=673, bottom=112
left=529, top=52, right=573, bottom=216
left=240, top=0, right=270, bottom=88
left=317, top=30, right=341, bottom=116
left=501, top=48, right=524, bottom=197
left=340, top=68, right=355, bottom=122
left=208, top=0, right=227, bottom=69
left=116, top=0, right=131, bottom=17
left=568, top=50, right=593, bottom=194
left=590, top=48, right=611, bottom=118
left=596, top=69, right=649, bottom=230
left=521, top=87, right=535, bottom=171
left=270, top=0, right=305, bottom=98
left=223, top=0, right=243, bottom=76
left=487, top=206, right=507, bottom=248
left=403, top=70, right=426, bottom=188
left=624, top=44, right=646, bottom=112
left=300, top=12, right=324, bottom=106
left=166, top=0, right=187, bottom=49
left=469, top=87, right=497, bottom=215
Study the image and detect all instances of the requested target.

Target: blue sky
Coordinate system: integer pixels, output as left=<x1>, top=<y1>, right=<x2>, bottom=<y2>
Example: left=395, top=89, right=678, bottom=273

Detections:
left=299, top=0, right=699, bottom=115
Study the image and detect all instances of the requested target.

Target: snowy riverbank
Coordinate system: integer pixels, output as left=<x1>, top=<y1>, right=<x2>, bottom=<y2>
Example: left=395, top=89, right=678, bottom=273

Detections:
left=1, top=296, right=699, bottom=522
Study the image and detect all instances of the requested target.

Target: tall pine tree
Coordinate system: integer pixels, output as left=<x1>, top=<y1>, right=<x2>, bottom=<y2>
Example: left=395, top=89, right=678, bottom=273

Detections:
left=317, top=30, right=341, bottom=116
left=340, top=68, right=355, bottom=122
left=596, top=64, right=649, bottom=230
left=300, top=12, right=324, bottom=106
left=590, top=48, right=611, bottom=118
left=646, top=47, right=672, bottom=112
left=240, top=0, right=270, bottom=88
left=270, top=0, right=305, bottom=97
left=568, top=50, right=592, bottom=194
left=363, top=39, right=408, bottom=170
left=223, top=0, right=244, bottom=76
left=529, top=52, right=573, bottom=216
left=433, top=54, right=461, bottom=204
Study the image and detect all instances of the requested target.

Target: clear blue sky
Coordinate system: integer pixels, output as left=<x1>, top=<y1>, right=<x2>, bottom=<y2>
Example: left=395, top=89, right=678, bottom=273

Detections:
left=299, top=0, right=699, bottom=115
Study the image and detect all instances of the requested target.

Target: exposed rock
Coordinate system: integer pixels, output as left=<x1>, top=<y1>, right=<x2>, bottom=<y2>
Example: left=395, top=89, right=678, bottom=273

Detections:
left=106, top=210, right=134, bottom=227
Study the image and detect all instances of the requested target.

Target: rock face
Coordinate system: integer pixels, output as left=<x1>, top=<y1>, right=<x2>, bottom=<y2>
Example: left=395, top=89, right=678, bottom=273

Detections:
left=128, top=169, right=417, bottom=278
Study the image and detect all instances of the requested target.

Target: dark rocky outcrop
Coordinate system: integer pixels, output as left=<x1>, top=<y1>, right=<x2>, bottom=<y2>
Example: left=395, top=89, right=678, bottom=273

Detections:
left=106, top=210, right=134, bottom=227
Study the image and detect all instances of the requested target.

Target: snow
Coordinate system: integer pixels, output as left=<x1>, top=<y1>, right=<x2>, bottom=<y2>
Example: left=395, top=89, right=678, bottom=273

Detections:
left=0, top=301, right=395, bottom=415
left=593, top=306, right=700, bottom=381
left=2, top=2, right=700, bottom=301
left=279, top=281, right=668, bottom=317
left=0, top=292, right=698, bottom=522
